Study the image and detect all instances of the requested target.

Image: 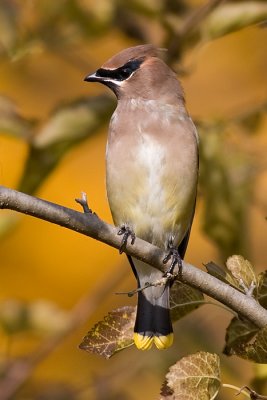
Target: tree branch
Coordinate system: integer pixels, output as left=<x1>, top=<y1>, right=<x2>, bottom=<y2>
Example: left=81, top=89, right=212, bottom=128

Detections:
left=0, top=185, right=267, bottom=329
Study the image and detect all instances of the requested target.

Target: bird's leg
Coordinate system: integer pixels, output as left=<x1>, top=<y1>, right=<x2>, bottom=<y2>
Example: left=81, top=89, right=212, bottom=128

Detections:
left=117, top=225, right=136, bottom=254
left=163, top=237, right=183, bottom=277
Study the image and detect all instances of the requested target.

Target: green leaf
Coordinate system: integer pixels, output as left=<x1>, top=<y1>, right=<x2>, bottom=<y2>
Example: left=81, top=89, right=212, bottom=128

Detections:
left=204, top=2, right=267, bottom=39
left=33, top=96, right=114, bottom=148
left=206, top=256, right=258, bottom=295
left=224, top=317, right=259, bottom=356
left=229, top=325, right=267, bottom=364
left=79, top=306, right=135, bottom=359
left=205, top=261, right=240, bottom=290
left=170, top=281, right=204, bottom=322
left=226, top=255, right=257, bottom=295
left=18, top=95, right=115, bottom=194
left=224, top=317, right=267, bottom=363
left=199, top=123, right=252, bottom=259
left=160, top=352, right=221, bottom=400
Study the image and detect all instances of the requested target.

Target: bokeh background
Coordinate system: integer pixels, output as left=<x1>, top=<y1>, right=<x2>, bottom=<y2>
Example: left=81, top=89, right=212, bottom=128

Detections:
left=0, top=0, right=267, bottom=399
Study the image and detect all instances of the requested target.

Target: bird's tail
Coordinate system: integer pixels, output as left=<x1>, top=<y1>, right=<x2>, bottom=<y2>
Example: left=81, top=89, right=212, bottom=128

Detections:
left=130, top=258, right=173, bottom=350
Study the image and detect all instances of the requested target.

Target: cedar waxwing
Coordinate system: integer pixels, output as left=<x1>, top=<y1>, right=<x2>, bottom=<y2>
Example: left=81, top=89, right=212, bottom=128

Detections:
left=84, top=44, right=199, bottom=350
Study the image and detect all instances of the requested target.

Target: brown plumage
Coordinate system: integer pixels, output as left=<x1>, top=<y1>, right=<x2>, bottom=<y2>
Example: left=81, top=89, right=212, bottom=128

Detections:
left=85, top=44, right=199, bottom=350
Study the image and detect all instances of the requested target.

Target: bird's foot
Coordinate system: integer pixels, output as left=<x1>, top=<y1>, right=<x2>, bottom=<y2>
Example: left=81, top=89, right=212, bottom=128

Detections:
left=163, top=237, right=182, bottom=277
left=117, top=225, right=136, bottom=254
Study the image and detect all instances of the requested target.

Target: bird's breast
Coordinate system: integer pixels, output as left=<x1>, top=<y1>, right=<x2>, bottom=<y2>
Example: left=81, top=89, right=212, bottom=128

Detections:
left=106, top=101, right=198, bottom=248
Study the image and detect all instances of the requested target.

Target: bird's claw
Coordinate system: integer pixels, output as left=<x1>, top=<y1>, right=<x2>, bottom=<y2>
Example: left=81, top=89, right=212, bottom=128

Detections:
left=118, top=225, right=136, bottom=254
left=163, top=239, right=182, bottom=277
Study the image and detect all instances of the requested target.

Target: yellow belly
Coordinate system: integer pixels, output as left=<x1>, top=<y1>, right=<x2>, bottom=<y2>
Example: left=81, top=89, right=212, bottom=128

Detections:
left=106, top=134, right=197, bottom=249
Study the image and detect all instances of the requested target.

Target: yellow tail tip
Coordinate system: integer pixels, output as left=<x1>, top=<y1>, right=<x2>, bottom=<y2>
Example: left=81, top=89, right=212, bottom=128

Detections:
left=133, top=333, right=174, bottom=350
left=133, top=333, right=154, bottom=350
left=154, top=333, right=174, bottom=349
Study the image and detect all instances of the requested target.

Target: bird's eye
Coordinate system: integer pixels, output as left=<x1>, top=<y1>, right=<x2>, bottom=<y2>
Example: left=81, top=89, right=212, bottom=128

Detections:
left=120, top=67, right=132, bottom=78
left=116, top=59, right=145, bottom=80
left=95, top=58, right=144, bottom=82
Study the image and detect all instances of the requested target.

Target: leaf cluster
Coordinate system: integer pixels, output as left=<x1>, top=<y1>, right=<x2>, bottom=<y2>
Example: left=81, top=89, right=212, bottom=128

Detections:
left=207, top=256, right=267, bottom=363
left=79, top=255, right=267, bottom=398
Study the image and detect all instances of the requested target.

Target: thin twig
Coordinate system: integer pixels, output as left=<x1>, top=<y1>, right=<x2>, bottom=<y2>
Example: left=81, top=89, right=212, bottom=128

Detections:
left=75, top=192, right=92, bottom=214
left=234, top=385, right=267, bottom=399
left=222, top=384, right=251, bottom=399
left=115, top=275, right=169, bottom=297
left=115, top=282, right=152, bottom=297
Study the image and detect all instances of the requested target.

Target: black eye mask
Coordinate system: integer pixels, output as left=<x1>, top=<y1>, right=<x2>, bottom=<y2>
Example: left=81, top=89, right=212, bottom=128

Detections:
left=96, top=58, right=144, bottom=81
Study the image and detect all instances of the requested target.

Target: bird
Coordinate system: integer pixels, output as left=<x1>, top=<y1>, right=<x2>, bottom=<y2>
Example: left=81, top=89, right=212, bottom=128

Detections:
left=84, top=44, right=199, bottom=350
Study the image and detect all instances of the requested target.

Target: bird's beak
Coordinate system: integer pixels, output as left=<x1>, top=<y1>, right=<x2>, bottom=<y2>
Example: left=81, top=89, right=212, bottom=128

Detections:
left=84, top=72, right=101, bottom=82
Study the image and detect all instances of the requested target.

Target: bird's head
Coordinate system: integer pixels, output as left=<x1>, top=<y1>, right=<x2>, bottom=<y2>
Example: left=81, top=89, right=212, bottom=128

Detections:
left=84, top=44, right=184, bottom=103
